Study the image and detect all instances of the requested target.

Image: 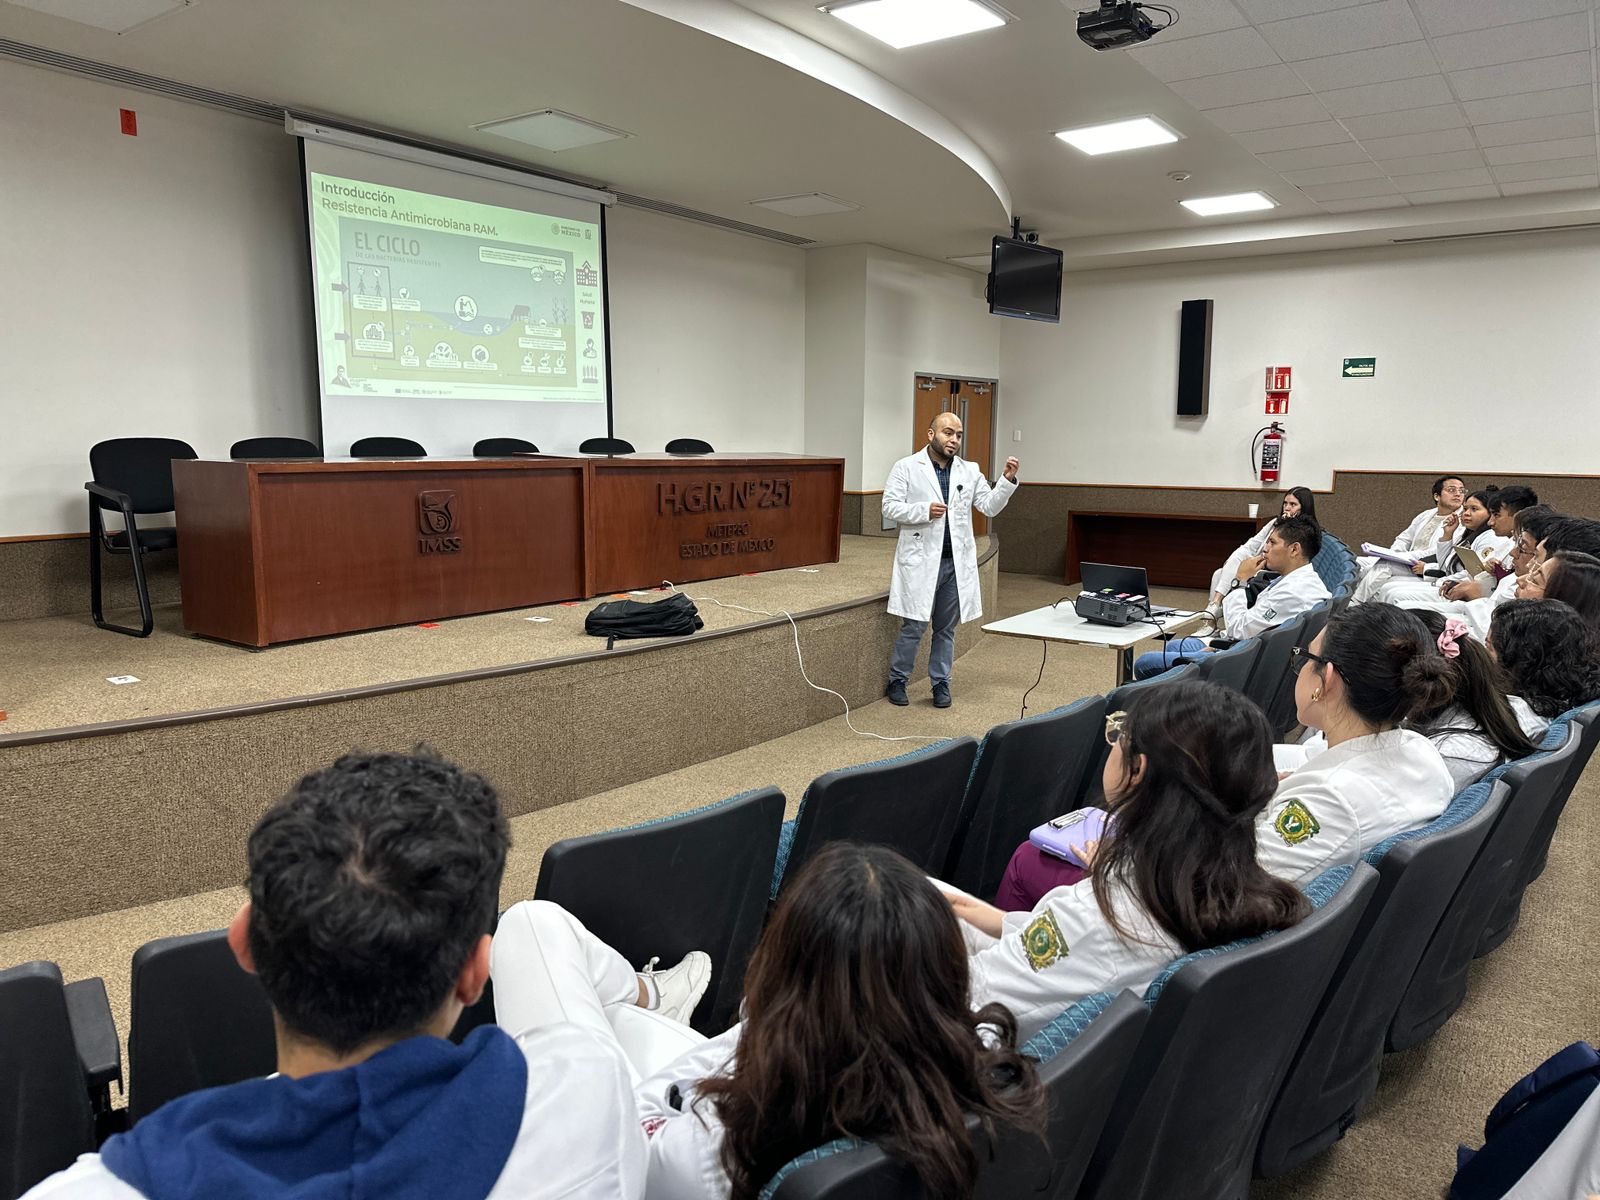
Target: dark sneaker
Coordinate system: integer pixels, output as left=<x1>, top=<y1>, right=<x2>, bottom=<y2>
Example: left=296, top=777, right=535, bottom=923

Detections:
left=885, top=679, right=909, bottom=706
left=932, top=682, right=952, bottom=708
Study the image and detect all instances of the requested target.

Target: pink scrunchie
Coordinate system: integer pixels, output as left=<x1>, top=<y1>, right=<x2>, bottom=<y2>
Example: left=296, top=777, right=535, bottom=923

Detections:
left=1437, top=617, right=1469, bottom=660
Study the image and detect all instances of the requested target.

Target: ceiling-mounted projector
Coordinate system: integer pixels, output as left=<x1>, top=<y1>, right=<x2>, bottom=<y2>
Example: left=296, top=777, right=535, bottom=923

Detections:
left=1076, top=0, right=1172, bottom=50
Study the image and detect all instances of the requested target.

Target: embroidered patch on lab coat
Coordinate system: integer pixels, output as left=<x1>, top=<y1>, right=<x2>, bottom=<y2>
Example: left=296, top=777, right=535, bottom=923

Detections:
left=1260, top=605, right=1278, bottom=621
left=1021, top=910, right=1067, bottom=972
left=1275, top=799, right=1322, bottom=846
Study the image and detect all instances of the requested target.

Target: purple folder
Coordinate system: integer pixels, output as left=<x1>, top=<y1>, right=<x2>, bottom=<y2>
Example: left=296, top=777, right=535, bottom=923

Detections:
left=1028, top=807, right=1110, bottom=868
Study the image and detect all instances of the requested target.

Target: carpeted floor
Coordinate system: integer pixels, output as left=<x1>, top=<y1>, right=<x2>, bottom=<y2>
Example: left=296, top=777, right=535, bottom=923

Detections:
left=0, top=571, right=1591, bottom=1199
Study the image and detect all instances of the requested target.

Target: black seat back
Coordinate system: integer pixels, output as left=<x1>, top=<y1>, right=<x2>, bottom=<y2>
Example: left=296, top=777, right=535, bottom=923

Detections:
left=1256, top=781, right=1508, bottom=1176
left=1244, top=615, right=1304, bottom=728
left=1078, top=864, right=1378, bottom=1200
left=534, top=788, right=785, bottom=1034
left=88, top=437, right=198, bottom=514
left=230, top=437, right=320, bottom=459
left=1079, top=664, right=1197, bottom=807
left=349, top=436, right=426, bottom=457
left=0, top=962, right=98, bottom=1200
left=473, top=437, right=539, bottom=456
left=579, top=436, right=635, bottom=454
left=128, top=929, right=276, bottom=1123
left=1192, top=637, right=1262, bottom=693
left=944, top=695, right=1106, bottom=899
left=665, top=437, right=714, bottom=453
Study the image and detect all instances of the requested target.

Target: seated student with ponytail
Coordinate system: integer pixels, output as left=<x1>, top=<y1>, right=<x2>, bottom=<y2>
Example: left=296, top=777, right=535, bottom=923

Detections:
left=491, top=843, right=1046, bottom=1200
left=1376, top=488, right=1513, bottom=609
left=1489, top=599, right=1600, bottom=734
left=1258, top=604, right=1458, bottom=885
left=950, top=683, right=1308, bottom=1015
left=1404, top=612, right=1537, bottom=787
left=1206, top=486, right=1317, bottom=611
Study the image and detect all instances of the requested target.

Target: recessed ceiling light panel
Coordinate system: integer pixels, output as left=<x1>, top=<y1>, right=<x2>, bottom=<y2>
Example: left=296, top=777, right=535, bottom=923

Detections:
left=1180, top=192, right=1278, bottom=217
left=822, top=0, right=1008, bottom=49
left=4, top=0, right=189, bottom=33
left=751, top=192, right=861, bottom=217
left=1055, top=116, right=1180, bottom=156
left=473, top=109, right=631, bottom=153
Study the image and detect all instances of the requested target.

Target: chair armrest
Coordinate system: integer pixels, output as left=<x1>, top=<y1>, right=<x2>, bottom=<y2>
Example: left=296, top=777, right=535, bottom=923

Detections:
left=84, top=481, right=134, bottom=512
left=64, top=977, right=123, bottom=1093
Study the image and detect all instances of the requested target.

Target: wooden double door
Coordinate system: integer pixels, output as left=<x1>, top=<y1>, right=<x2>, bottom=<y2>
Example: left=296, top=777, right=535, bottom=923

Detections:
left=913, top=375, right=997, bottom=535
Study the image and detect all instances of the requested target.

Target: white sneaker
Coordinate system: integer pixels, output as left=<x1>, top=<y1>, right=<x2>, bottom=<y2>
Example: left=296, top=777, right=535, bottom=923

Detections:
left=640, top=952, right=712, bottom=1025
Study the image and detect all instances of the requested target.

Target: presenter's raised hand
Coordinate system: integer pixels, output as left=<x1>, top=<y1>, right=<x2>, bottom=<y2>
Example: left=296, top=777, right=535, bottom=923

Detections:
left=928, top=501, right=948, bottom=520
left=1003, top=457, right=1020, bottom=482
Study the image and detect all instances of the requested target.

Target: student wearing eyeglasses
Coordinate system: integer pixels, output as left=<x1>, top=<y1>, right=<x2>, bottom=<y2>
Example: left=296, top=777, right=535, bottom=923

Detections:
left=1350, top=475, right=1467, bottom=603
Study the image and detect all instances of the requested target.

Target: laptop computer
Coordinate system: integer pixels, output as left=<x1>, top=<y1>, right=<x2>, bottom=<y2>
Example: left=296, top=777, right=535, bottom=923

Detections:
left=1079, top=562, right=1178, bottom=617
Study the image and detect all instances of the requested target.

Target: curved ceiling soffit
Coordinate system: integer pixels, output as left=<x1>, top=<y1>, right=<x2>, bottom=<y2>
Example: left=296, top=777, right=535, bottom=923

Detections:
left=617, top=0, right=1013, bottom=221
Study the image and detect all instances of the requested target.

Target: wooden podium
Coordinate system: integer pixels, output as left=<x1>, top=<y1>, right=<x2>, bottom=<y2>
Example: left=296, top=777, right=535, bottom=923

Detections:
left=173, top=454, right=844, bottom=646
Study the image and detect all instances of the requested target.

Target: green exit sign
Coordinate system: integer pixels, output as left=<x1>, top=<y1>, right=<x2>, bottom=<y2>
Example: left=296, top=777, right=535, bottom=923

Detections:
left=1342, top=357, right=1376, bottom=378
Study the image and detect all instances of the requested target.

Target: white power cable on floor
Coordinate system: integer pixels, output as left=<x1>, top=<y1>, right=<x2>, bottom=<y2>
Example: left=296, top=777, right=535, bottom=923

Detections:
left=661, top=580, right=945, bottom=743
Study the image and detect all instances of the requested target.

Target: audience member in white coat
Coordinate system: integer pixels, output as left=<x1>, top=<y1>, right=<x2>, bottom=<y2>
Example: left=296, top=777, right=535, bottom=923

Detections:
left=1259, top=604, right=1458, bottom=886
left=1455, top=506, right=1559, bottom=640
left=1405, top=612, right=1537, bottom=788
left=492, top=844, right=1046, bottom=1200
left=1207, top=486, right=1317, bottom=608
left=1350, top=475, right=1466, bottom=602
left=944, top=681, right=1309, bottom=1039
left=1489, top=599, right=1600, bottom=730
left=1377, top=489, right=1512, bottom=609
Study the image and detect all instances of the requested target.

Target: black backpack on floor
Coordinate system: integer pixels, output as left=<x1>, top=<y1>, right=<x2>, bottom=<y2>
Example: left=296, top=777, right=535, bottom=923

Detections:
left=584, top=592, right=703, bottom=644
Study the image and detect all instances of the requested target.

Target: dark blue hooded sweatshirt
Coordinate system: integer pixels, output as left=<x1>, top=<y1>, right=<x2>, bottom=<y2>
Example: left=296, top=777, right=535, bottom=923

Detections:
left=100, top=1026, right=527, bottom=1200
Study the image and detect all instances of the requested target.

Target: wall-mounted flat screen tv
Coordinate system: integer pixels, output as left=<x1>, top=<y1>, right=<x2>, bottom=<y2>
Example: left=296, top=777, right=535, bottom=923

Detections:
left=987, top=236, right=1063, bottom=323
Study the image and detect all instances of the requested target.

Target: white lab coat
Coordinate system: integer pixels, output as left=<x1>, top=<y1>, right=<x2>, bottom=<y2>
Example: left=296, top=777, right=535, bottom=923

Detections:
left=1351, top=507, right=1461, bottom=603
left=1219, top=561, right=1330, bottom=641
left=1376, top=528, right=1513, bottom=608
left=1257, top=729, right=1456, bottom=886
left=1209, top=518, right=1277, bottom=599
left=882, top=450, right=1016, bottom=623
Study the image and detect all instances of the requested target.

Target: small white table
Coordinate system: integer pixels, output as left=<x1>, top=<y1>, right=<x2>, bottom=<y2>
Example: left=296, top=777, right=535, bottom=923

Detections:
left=982, top=602, right=1207, bottom=687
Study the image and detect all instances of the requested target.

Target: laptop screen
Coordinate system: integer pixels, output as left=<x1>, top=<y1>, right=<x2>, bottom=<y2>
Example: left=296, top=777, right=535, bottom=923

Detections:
left=1080, top=562, right=1150, bottom=598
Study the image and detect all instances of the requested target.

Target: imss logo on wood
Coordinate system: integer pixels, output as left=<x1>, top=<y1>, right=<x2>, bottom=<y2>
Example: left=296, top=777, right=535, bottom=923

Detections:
left=418, top=490, right=462, bottom=554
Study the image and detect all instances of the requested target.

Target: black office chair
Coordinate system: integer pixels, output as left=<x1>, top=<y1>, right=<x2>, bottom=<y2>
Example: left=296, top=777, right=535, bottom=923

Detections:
left=763, top=991, right=1149, bottom=1200
left=534, top=787, right=785, bottom=1034
left=1256, top=779, right=1509, bottom=1176
left=665, top=438, right=714, bottom=454
left=1077, top=863, right=1378, bottom=1200
left=229, top=437, right=320, bottom=459
left=86, top=437, right=198, bottom=637
left=579, top=436, right=635, bottom=454
left=473, top=437, right=539, bottom=456
left=0, top=962, right=121, bottom=1200
left=127, top=928, right=276, bottom=1123
left=943, top=694, right=1107, bottom=899
left=349, top=436, right=426, bottom=457
left=771, top=740, right=979, bottom=901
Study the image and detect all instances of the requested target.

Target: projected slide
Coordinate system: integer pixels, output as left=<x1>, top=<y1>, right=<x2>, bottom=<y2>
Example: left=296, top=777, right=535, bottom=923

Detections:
left=308, top=173, right=606, bottom=404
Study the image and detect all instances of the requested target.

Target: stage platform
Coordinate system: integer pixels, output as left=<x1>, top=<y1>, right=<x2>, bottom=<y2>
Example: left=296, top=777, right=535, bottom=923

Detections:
left=0, top=535, right=1000, bottom=931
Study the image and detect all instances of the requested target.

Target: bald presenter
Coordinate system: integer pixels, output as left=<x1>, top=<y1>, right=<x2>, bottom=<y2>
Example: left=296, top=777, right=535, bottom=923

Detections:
left=882, top=412, right=1019, bottom=708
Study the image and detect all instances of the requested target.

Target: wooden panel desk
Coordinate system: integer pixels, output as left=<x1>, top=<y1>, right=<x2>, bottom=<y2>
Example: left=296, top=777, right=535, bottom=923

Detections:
left=173, top=458, right=586, bottom=646
left=1065, top=510, right=1267, bottom=589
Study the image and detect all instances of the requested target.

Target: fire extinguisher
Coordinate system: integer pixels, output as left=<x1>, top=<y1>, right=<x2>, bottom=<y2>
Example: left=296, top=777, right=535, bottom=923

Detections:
left=1252, top=422, right=1285, bottom=485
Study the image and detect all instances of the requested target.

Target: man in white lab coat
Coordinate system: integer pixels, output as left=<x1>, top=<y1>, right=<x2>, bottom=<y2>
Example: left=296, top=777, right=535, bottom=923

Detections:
left=882, top=411, right=1018, bottom=707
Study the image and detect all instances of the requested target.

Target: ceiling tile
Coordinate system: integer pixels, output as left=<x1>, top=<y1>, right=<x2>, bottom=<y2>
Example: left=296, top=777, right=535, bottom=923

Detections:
left=1462, top=85, right=1595, bottom=125
left=1257, top=141, right=1374, bottom=169
left=1358, top=127, right=1478, bottom=159
left=1236, top=0, right=1374, bottom=20
left=1319, top=195, right=1411, bottom=211
left=1168, top=65, right=1312, bottom=109
left=1429, top=13, right=1593, bottom=73
left=1412, top=0, right=1590, bottom=38
left=1391, top=167, right=1497, bottom=192
left=1234, top=121, right=1355, bottom=151
left=1320, top=74, right=1455, bottom=117
left=1402, top=184, right=1503, bottom=202
left=1288, top=40, right=1439, bottom=91
left=1341, top=104, right=1468, bottom=138
left=1372, top=149, right=1488, bottom=175
left=1473, top=112, right=1598, bottom=147
left=1279, top=161, right=1389, bottom=183
left=1258, top=0, right=1424, bottom=61
left=1207, top=93, right=1333, bottom=132
left=1447, top=52, right=1592, bottom=101
left=1138, top=0, right=1253, bottom=40
left=1499, top=175, right=1600, bottom=194
left=1127, top=26, right=1281, bottom=82
left=1483, top=136, right=1600, bottom=165
left=1302, top=176, right=1403, bottom=200
left=1492, top=156, right=1600, bottom=182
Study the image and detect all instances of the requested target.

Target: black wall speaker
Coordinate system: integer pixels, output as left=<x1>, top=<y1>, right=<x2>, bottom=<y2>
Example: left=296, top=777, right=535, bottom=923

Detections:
left=1178, top=298, right=1213, bottom=416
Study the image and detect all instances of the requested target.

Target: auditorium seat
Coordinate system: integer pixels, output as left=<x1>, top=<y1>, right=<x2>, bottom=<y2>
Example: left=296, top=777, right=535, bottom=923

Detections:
left=473, top=437, right=538, bottom=456
left=1387, top=726, right=1581, bottom=1052
left=759, top=990, right=1149, bottom=1200
left=0, top=961, right=120, bottom=1200
left=1312, top=531, right=1356, bottom=594
left=1191, top=636, right=1262, bottom=693
left=1077, top=863, right=1378, bottom=1200
left=1242, top=615, right=1304, bottom=733
left=1256, top=779, right=1508, bottom=1176
left=665, top=437, right=714, bottom=453
left=229, top=436, right=320, bottom=458
left=535, top=787, right=785, bottom=1034
left=1265, top=604, right=1330, bottom=737
left=771, top=739, right=979, bottom=900
left=86, top=436, right=199, bottom=638
left=943, top=694, right=1106, bottom=899
left=349, top=436, right=426, bottom=457
left=127, top=928, right=275, bottom=1123
left=579, top=436, right=635, bottom=454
